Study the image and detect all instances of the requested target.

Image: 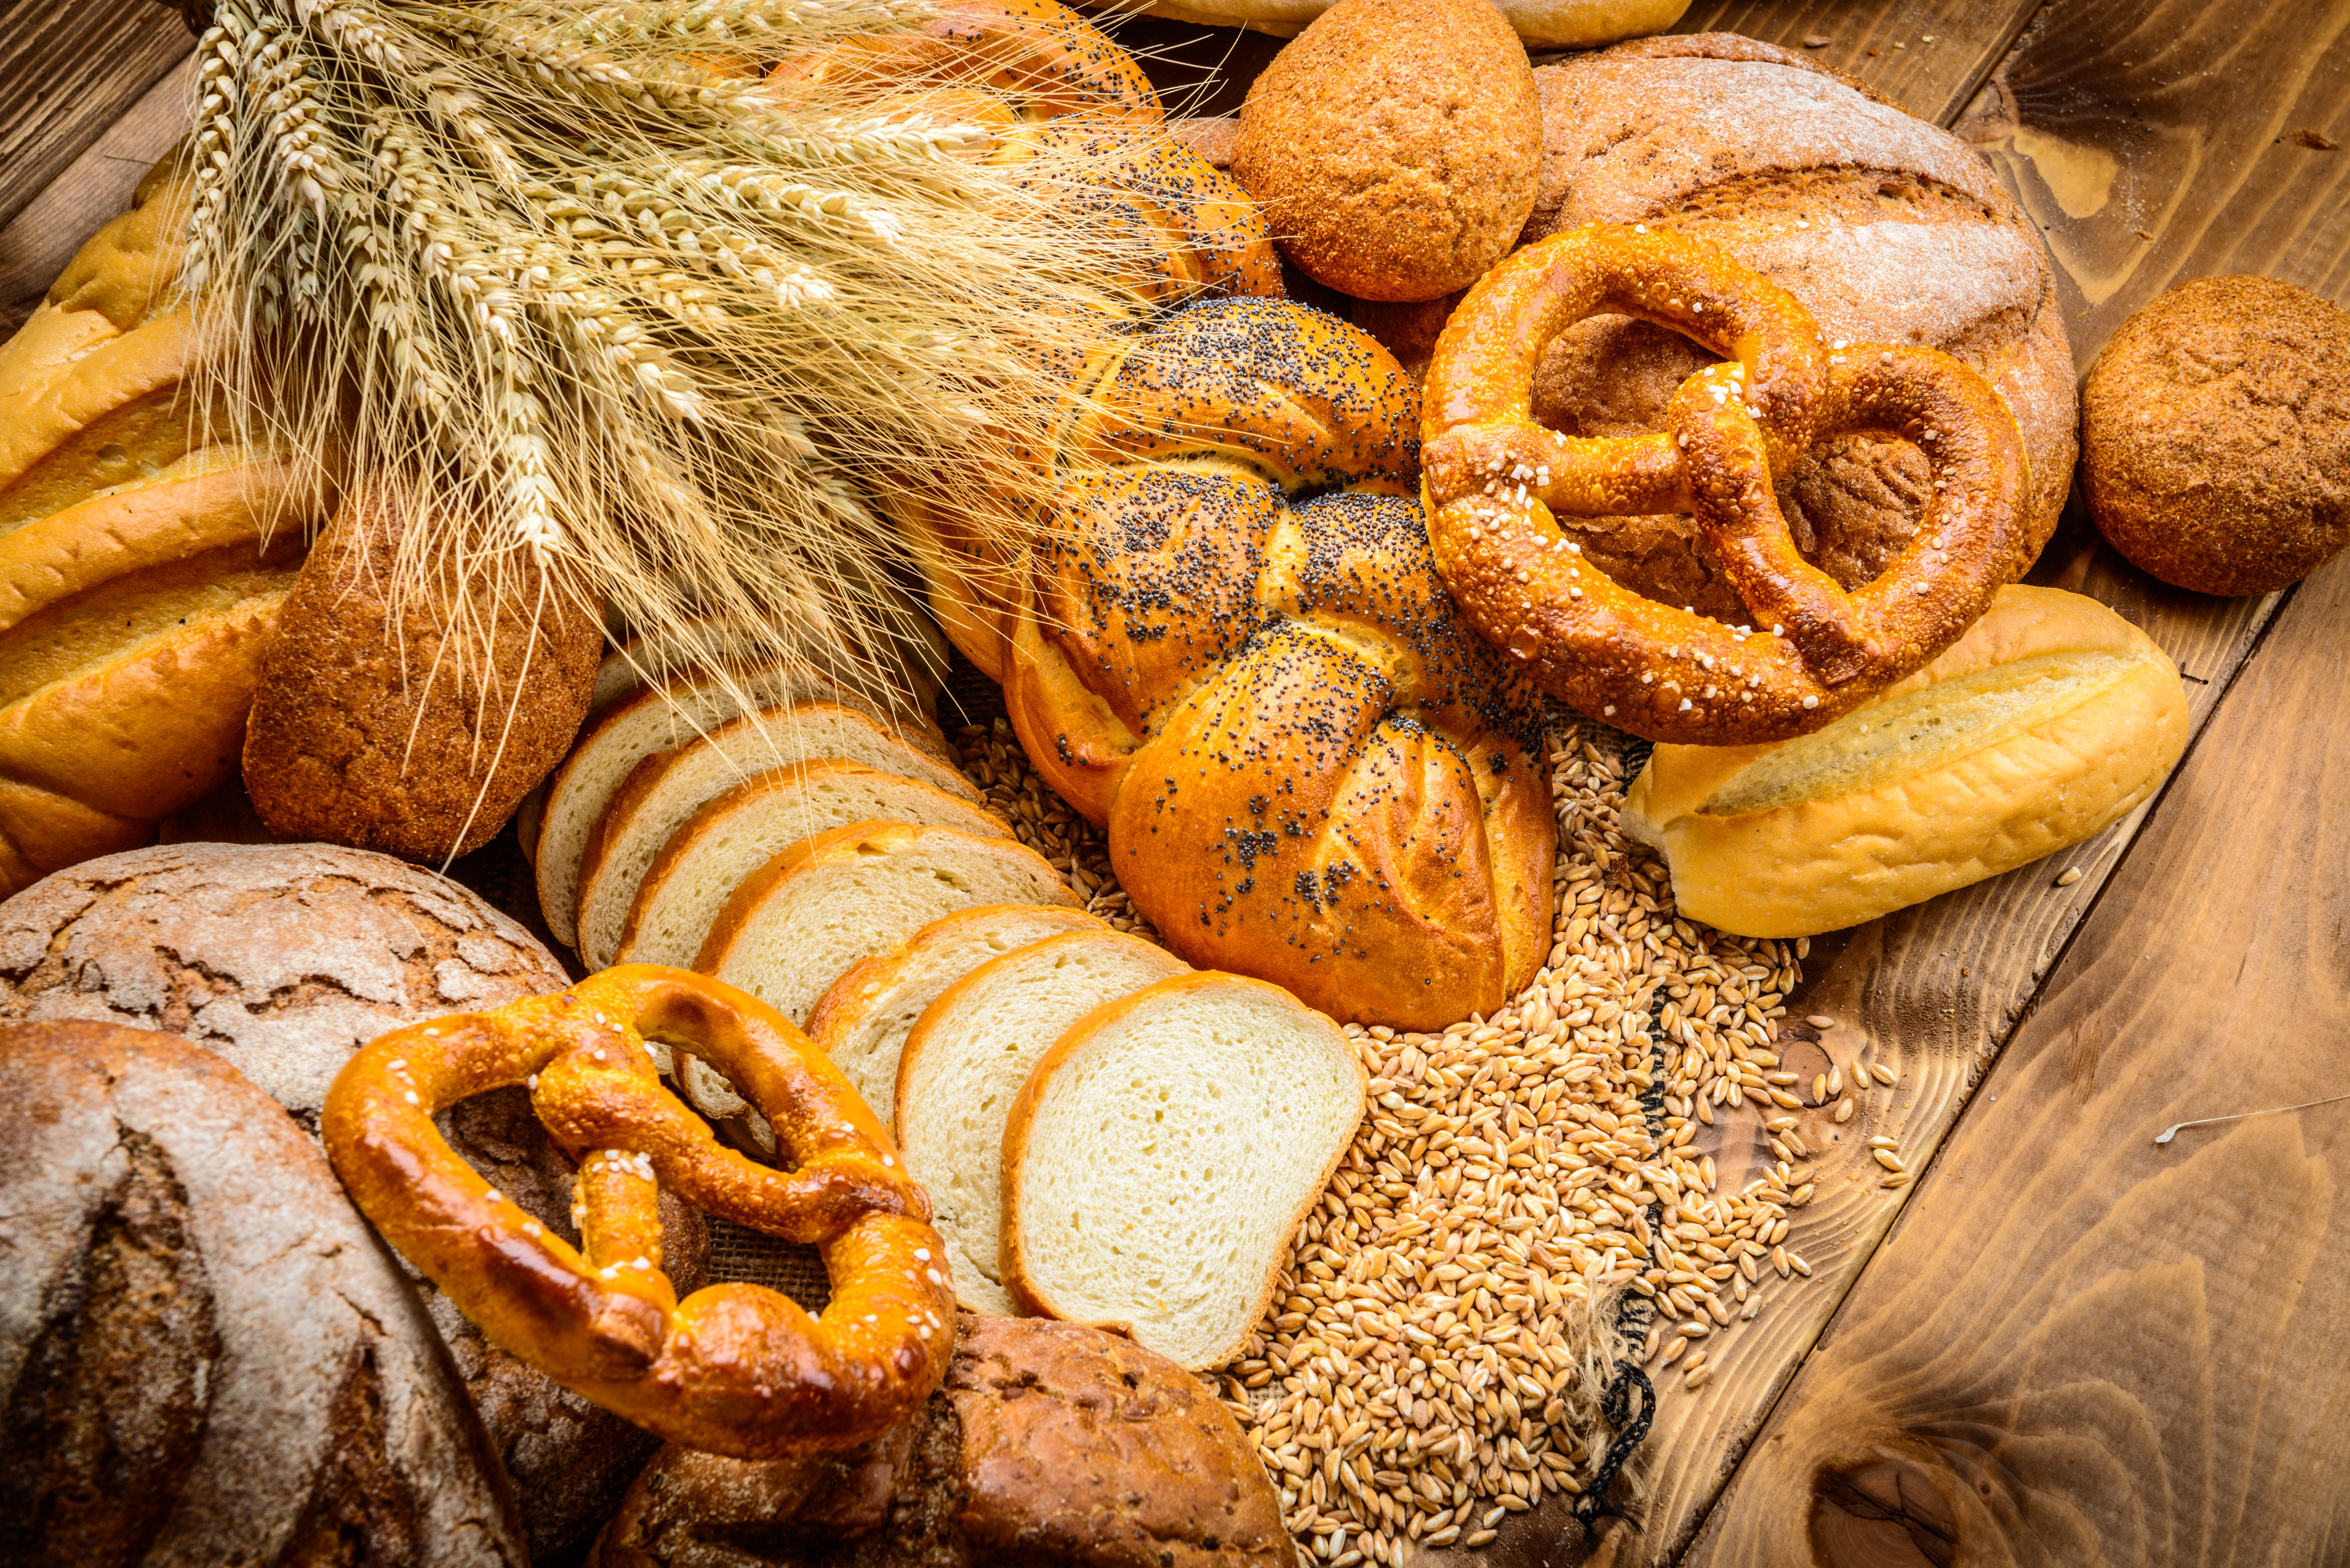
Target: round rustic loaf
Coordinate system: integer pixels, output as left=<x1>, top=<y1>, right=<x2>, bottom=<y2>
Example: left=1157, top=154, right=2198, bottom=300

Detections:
left=2082, top=275, right=2350, bottom=596
left=1100, top=0, right=1688, bottom=50
left=1510, top=35, right=2077, bottom=619
left=592, top=1314, right=1291, bottom=1568
left=0, top=1018, right=526, bottom=1566
left=1231, top=0, right=1542, bottom=302
left=0, top=841, right=704, bottom=1564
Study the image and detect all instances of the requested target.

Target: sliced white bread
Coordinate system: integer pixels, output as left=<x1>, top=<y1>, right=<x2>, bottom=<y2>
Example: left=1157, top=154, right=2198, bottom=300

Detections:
left=535, top=664, right=874, bottom=947
left=1002, top=973, right=1366, bottom=1368
left=805, top=902, right=1108, bottom=1131
left=893, top=931, right=1189, bottom=1315
left=575, top=705, right=978, bottom=970
left=698, top=822, right=1080, bottom=1028
left=622, top=765, right=1020, bottom=976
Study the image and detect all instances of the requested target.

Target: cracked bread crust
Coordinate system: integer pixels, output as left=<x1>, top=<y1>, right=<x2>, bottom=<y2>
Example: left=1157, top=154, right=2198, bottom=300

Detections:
left=0, top=1018, right=525, bottom=1566
left=0, top=841, right=706, bottom=1563
left=1514, top=35, right=2075, bottom=620
left=591, top=1315, right=1290, bottom=1568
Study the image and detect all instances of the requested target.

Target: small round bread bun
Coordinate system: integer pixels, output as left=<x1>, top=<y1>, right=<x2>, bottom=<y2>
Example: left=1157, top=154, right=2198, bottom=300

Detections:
left=2083, top=275, right=2350, bottom=596
left=1115, top=0, right=1689, bottom=49
left=1230, top=0, right=1541, bottom=302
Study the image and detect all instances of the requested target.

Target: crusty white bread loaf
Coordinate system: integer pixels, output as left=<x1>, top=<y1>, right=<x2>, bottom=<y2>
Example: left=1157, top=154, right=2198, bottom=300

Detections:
left=1002, top=972, right=1365, bottom=1368
left=1620, top=585, right=2191, bottom=937
left=535, top=664, right=935, bottom=946
left=618, top=761, right=1016, bottom=974
left=699, top=822, right=1080, bottom=1028
left=575, top=703, right=976, bottom=969
left=804, top=903, right=1107, bottom=1130
left=894, top=931, right=1189, bottom=1314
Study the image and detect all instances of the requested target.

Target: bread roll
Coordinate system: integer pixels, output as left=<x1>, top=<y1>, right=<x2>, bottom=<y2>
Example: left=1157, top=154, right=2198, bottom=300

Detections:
left=1620, top=586, right=2191, bottom=938
left=0, top=153, right=318, bottom=896
left=592, top=1314, right=1292, bottom=1568
left=1094, top=0, right=1689, bottom=49
left=0, top=1019, right=525, bottom=1565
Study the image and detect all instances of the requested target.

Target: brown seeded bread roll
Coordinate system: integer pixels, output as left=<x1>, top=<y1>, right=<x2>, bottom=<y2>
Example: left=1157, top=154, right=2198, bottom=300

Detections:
left=2082, top=275, right=2350, bottom=596
left=1517, top=35, right=2077, bottom=611
left=1231, top=0, right=1542, bottom=302
left=0, top=153, right=318, bottom=897
left=590, top=1315, right=1291, bottom=1568
left=0, top=1018, right=526, bottom=1566
left=0, top=841, right=704, bottom=1564
left=243, top=488, right=603, bottom=860
left=1620, top=586, right=2190, bottom=937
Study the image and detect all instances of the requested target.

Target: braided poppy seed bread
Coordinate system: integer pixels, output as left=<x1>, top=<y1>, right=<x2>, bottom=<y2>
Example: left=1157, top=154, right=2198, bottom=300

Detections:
left=969, top=298, right=1554, bottom=1029
left=1515, top=35, right=2076, bottom=621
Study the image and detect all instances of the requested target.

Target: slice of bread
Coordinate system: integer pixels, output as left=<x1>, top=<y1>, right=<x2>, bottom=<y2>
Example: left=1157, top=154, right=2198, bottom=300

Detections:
left=535, top=665, right=866, bottom=947
left=806, top=903, right=1107, bottom=1131
left=698, top=822, right=1079, bottom=1028
left=576, top=706, right=978, bottom=970
left=1002, top=973, right=1366, bottom=1368
left=618, top=760, right=1014, bottom=973
left=893, top=931, right=1189, bottom=1315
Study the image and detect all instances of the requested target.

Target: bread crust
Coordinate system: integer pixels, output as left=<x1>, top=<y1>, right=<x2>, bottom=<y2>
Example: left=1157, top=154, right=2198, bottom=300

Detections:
left=2082, top=275, right=2350, bottom=596
left=1231, top=0, right=1542, bottom=302
left=1620, top=585, right=2190, bottom=936
left=999, top=971, right=1364, bottom=1368
left=1100, top=0, right=1688, bottom=48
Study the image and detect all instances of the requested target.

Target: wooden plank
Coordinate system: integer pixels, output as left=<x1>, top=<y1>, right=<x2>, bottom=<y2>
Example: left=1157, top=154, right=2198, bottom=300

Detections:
left=0, top=0, right=192, bottom=236
left=0, top=53, right=196, bottom=337
left=1672, top=0, right=2045, bottom=122
left=1678, top=537, right=2350, bottom=1565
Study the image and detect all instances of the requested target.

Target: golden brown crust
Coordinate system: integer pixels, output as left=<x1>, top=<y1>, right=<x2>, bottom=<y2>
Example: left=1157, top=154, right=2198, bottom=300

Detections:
left=243, top=489, right=603, bottom=860
left=2082, top=275, right=2350, bottom=596
left=767, top=0, right=1162, bottom=124
left=1231, top=0, right=1542, bottom=302
left=320, top=965, right=959, bottom=1461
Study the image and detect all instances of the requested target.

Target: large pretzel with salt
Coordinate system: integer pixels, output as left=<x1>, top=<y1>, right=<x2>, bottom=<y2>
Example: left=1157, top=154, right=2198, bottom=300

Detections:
left=1421, top=223, right=2031, bottom=745
left=320, top=965, right=956, bottom=1459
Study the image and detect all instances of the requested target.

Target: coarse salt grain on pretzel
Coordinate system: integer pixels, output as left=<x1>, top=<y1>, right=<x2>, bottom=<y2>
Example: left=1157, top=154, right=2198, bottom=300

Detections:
left=321, top=964, right=957, bottom=1460
left=1420, top=222, right=2031, bottom=746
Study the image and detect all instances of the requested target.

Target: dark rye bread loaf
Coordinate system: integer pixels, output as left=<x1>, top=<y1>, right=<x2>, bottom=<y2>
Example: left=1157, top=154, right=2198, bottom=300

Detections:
left=1409, top=35, right=2075, bottom=620
left=0, top=842, right=707, bottom=1565
left=0, top=1019, right=525, bottom=1566
left=591, top=1315, right=1291, bottom=1568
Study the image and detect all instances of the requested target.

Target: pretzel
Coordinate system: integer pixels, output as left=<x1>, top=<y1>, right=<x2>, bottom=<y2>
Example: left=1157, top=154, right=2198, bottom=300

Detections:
left=320, top=965, right=956, bottom=1460
left=1420, top=222, right=2032, bottom=745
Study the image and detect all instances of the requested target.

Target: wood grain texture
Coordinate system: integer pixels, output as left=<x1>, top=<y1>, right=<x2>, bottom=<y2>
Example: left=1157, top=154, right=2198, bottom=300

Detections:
left=1672, top=0, right=2043, bottom=121
left=0, top=0, right=192, bottom=235
left=1680, top=542, right=2350, bottom=1567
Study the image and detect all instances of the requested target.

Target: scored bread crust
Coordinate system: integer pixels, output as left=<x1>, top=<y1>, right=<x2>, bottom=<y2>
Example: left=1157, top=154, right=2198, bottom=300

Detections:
left=697, top=821, right=1080, bottom=1025
left=575, top=702, right=974, bottom=969
left=1620, top=585, right=2190, bottom=937
left=893, top=930, right=1189, bottom=1315
left=1000, top=971, right=1366, bottom=1368
left=804, top=902, right=1107, bottom=1127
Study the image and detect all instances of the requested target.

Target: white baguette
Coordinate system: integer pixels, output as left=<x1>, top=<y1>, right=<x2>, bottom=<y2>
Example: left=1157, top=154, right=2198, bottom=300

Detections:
left=804, top=902, right=1106, bottom=1130
left=894, top=931, right=1189, bottom=1315
left=1002, top=972, right=1365, bottom=1368
left=576, top=705, right=975, bottom=970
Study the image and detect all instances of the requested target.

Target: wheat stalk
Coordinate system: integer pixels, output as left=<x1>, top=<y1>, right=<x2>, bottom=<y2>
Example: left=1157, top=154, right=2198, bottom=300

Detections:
left=187, top=0, right=1178, bottom=729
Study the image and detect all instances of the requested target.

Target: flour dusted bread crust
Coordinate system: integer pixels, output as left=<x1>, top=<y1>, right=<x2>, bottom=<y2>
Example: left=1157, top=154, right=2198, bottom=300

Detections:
left=619, top=760, right=1013, bottom=972
left=1620, top=586, right=2190, bottom=937
left=0, top=153, right=316, bottom=896
left=591, top=1314, right=1292, bottom=1568
left=1002, top=972, right=1365, bottom=1368
left=2082, top=275, right=2350, bottom=596
left=1230, top=0, right=1541, bottom=302
left=894, top=931, right=1189, bottom=1315
left=0, top=1019, right=525, bottom=1565
left=1517, top=36, right=2077, bottom=616
left=804, top=902, right=1106, bottom=1129
left=576, top=701, right=975, bottom=969
left=700, top=822, right=1080, bottom=1026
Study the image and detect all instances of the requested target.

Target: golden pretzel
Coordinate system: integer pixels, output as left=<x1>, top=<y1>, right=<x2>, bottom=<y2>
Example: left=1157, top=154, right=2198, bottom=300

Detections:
left=1421, top=223, right=2032, bottom=744
left=321, top=965, right=957, bottom=1460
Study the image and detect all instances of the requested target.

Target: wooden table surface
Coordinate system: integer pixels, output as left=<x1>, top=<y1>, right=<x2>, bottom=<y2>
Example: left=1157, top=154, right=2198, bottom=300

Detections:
left=5, top=2, right=2345, bottom=1564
